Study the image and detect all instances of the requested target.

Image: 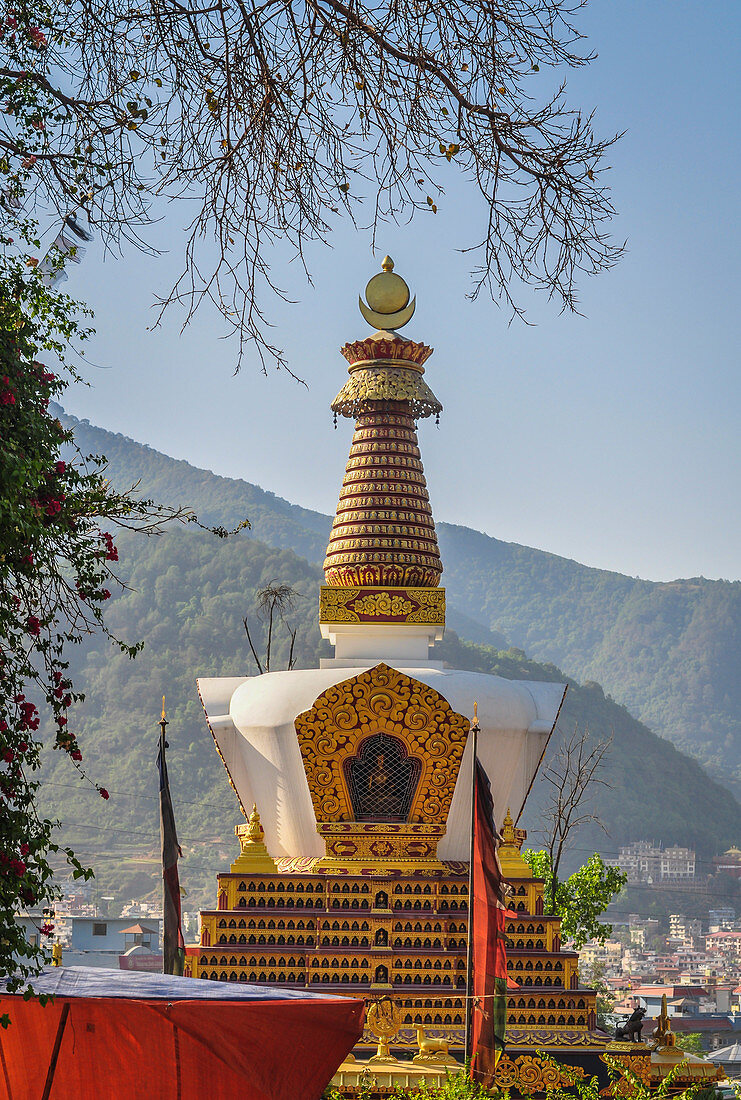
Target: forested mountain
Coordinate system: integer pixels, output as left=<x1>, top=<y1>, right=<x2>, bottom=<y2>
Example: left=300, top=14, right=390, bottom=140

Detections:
left=59, top=407, right=741, bottom=791
left=38, top=522, right=740, bottom=911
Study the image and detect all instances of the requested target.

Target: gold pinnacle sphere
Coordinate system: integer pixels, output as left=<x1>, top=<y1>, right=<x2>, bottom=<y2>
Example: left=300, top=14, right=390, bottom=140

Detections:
left=365, top=257, right=410, bottom=315
left=359, top=256, right=416, bottom=329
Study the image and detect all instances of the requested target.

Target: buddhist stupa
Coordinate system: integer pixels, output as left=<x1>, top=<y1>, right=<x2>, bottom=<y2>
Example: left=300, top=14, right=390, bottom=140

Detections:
left=186, top=262, right=725, bottom=1093
left=187, top=259, right=654, bottom=1091
left=197, top=258, right=565, bottom=862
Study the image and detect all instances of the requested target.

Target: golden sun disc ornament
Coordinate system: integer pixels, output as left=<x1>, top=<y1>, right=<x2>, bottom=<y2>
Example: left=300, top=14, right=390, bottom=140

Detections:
left=359, top=256, right=416, bottom=329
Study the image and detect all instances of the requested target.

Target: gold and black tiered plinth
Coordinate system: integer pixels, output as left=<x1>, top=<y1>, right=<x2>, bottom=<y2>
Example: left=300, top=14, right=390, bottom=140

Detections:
left=186, top=803, right=610, bottom=1093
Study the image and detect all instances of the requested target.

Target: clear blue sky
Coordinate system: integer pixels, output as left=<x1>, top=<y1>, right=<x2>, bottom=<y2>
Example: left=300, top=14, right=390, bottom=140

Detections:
left=58, top=1, right=740, bottom=583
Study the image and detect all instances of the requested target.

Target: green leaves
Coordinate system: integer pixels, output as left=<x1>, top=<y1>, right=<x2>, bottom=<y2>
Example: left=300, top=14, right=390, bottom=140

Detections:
left=522, top=849, right=627, bottom=950
left=439, top=142, right=460, bottom=162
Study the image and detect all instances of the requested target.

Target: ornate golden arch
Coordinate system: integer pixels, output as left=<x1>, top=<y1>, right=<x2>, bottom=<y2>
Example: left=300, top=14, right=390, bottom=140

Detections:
left=294, top=663, right=469, bottom=827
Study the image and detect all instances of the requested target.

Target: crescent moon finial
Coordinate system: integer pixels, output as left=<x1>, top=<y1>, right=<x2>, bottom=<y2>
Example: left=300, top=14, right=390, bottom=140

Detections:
left=359, top=259, right=415, bottom=330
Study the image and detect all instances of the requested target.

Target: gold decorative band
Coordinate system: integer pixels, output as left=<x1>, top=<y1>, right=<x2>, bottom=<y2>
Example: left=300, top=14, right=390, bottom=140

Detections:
left=348, top=358, right=425, bottom=374
left=315, top=822, right=447, bottom=871
left=320, top=585, right=445, bottom=625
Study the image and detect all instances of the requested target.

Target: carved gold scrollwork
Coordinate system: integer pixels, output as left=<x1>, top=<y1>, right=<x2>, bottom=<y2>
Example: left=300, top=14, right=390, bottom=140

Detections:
left=495, top=1055, right=586, bottom=1092
left=319, top=586, right=445, bottom=625
left=295, top=663, right=469, bottom=825
left=351, top=593, right=414, bottom=617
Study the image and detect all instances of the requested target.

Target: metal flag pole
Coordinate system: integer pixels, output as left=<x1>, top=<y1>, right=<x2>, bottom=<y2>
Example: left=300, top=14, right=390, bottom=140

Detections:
left=159, top=695, right=169, bottom=974
left=464, top=702, right=479, bottom=1069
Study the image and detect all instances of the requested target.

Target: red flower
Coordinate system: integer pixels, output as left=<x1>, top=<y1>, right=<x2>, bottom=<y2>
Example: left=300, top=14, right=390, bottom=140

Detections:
left=1, top=392, right=15, bottom=405
left=101, top=532, right=119, bottom=562
left=99, top=787, right=109, bottom=800
left=26, top=615, right=41, bottom=636
left=20, top=843, right=29, bottom=856
left=18, top=742, right=28, bottom=752
left=71, top=750, right=82, bottom=761
left=56, top=715, right=67, bottom=727
left=40, top=923, right=54, bottom=936
left=20, top=702, right=39, bottom=731
left=28, top=27, right=47, bottom=48
left=101, top=589, right=111, bottom=600
left=2, top=749, right=13, bottom=763
left=55, top=460, right=66, bottom=475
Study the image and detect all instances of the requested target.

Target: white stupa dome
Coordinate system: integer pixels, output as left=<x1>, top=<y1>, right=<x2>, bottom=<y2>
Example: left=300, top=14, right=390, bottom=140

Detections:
left=198, top=664, right=564, bottom=861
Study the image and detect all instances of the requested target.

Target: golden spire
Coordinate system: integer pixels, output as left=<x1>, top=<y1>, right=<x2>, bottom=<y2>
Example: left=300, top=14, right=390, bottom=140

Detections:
left=161, top=695, right=166, bottom=722
left=247, top=804, right=264, bottom=842
left=499, top=807, right=531, bottom=878
left=232, top=802, right=277, bottom=873
left=358, top=256, right=416, bottom=330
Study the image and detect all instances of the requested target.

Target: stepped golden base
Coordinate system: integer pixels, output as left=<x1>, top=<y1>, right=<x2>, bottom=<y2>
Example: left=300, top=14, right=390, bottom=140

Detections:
left=331, top=1056, right=457, bottom=1093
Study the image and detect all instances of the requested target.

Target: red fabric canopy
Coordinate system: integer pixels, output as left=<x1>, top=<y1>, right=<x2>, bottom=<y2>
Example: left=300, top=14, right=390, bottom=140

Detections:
left=0, top=993, right=364, bottom=1100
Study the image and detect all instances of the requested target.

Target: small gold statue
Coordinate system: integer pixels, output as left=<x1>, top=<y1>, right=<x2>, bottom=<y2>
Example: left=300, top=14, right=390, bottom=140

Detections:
left=412, top=1025, right=459, bottom=1067
left=651, top=994, right=676, bottom=1050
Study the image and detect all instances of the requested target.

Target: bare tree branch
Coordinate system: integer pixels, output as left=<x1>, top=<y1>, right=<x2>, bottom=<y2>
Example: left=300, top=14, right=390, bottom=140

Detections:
left=3, top=0, right=623, bottom=368
left=537, top=723, right=612, bottom=886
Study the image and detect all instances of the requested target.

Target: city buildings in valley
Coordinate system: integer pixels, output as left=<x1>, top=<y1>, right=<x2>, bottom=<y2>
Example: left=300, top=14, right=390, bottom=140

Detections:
left=605, top=842, right=696, bottom=884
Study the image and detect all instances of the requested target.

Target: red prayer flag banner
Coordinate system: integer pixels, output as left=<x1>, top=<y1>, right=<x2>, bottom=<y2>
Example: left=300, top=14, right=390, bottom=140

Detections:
left=470, top=758, right=508, bottom=1087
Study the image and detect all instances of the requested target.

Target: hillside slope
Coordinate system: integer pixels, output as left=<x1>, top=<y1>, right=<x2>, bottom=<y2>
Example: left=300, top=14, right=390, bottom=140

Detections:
left=58, top=407, right=741, bottom=788
left=38, top=525, right=741, bottom=910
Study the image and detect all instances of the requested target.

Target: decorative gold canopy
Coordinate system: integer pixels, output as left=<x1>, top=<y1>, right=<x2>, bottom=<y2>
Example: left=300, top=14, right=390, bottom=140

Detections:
left=295, top=664, right=469, bottom=828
